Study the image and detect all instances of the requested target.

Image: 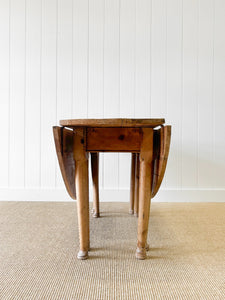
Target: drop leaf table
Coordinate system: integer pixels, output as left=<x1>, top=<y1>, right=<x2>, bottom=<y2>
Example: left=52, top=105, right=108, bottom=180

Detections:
left=53, top=118, right=171, bottom=260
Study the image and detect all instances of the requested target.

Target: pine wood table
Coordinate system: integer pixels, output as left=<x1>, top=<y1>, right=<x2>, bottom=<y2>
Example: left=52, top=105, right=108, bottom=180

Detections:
left=53, top=119, right=171, bottom=260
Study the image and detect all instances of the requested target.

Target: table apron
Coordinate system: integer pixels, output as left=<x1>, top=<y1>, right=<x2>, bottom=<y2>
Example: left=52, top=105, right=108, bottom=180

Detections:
left=86, top=127, right=143, bottom=152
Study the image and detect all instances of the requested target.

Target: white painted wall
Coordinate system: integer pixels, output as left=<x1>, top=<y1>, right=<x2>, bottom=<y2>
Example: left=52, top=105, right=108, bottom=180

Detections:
left=0, top=0, right=224, bottom=202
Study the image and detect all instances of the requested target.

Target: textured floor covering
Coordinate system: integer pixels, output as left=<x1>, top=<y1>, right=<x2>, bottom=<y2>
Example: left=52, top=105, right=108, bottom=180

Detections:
left=0, top=202, right=224, bottom=300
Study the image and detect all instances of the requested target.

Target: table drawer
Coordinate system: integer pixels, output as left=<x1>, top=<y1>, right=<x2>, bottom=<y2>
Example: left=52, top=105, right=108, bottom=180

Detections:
left=86, top=127, right=143, bottom=152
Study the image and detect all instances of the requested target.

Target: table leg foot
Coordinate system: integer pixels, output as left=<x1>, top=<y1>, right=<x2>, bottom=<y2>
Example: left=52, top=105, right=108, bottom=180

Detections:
left=129, top=209, right=134, bottom=215
left=135, top=246, right=146, bottom=260
left=134, top=212, right=138, bottom=217
left=92, top=212, right=100, bottom=218
left=77, top=250, right=88, bottom=260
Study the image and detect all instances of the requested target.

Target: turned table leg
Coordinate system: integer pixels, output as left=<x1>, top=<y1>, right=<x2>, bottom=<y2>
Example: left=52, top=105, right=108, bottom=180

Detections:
left=136, top=128, right=153, bottom=260
left=91, top=152, right=100, bottom=218
left=134, top=153, right=140, bottom=217
left=129, top=153, right=136, bottom=214
left=73, top=128, right=90, bottom=260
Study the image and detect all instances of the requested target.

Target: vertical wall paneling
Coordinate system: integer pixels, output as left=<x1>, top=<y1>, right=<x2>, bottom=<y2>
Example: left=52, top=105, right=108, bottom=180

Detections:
left=1, top=0, right=225, bottom=201
left=214, top=0, right=225, bottom=188
left=119, top=0, right=136, bottom=189
left=166, top=0, right=182, bottom=188
left=182, top=0, right=198, bottom=188
left=72, top=0, right=88, bottom=118
left=103, top=0, right=120, bottom=189
left=40, top=0, right=57, bottom=188
left=198, top=0, right=214, bottom=188
left=88, top=0, right=104, bottom=118
left=9, top=0, right=26, bottom=187
left=120, top=0, right=135, bottom=117
left=135, top=0, right=151, bottom=118
left=57, top=0, right=73, bottom=121
left=25, top=0, right=41, bottom=187
left=0, top=0, right=10, bottom=187
left=151, top=0, right=167, bottom=118
left=56, top=0, right=73, bottom=187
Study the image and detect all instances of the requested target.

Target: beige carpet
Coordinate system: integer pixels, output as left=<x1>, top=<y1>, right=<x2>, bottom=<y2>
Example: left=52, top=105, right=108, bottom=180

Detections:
left=0, top=202, right=224, bottom=299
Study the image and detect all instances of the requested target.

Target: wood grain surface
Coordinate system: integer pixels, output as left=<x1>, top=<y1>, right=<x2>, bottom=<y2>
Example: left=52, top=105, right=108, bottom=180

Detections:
left=86, top=127, right=143, bottom=152
left=60, top=118, right=165, bottom=128
left=53, top=126, right=76, bottom=199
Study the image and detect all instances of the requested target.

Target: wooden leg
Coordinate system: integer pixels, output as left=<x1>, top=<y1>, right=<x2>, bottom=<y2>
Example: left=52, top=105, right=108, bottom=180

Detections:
left=73, top=128, right=89, bottom=260
left=134, top=155, right=149, bottom=252
left=134, top=153, right=140, bottom=217
left=91, top=152, right=100, bottom=218
left=136, top=128, right=153, bottom=260
left=129, top=153, right=136, bottom=214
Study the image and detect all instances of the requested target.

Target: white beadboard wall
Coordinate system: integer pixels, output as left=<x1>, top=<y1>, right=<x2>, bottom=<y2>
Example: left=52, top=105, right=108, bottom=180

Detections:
left=0, top=0, right=225, bottom=202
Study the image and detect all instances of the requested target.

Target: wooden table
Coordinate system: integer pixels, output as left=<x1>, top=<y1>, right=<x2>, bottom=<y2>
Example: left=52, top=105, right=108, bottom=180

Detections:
left=53, top=119, right=171, bottom=260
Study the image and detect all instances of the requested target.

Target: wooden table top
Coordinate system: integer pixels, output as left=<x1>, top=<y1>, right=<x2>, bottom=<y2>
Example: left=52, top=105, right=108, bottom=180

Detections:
left=60, top=118, right=165, bottom=128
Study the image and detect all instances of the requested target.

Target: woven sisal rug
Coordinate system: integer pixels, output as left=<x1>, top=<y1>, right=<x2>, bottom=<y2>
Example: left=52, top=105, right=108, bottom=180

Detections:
left=0, top=202, right=224, bottom=299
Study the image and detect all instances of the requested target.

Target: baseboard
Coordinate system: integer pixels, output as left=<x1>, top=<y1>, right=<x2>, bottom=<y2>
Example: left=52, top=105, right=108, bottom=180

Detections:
left=0, top=188, right=225, bottom=202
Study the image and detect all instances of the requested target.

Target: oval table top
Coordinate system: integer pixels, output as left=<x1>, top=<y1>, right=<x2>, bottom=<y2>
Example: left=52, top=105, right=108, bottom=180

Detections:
left=60, top=118, right=165, bottom=128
